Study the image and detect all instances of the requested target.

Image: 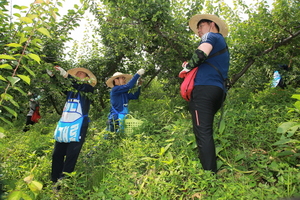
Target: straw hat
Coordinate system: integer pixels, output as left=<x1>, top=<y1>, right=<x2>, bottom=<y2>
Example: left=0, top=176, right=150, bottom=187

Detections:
left=189, top=14, right=228, bottom=37
left=67, top=68, right=97, bottom=87
left=106, top=72, right=133, bottom=88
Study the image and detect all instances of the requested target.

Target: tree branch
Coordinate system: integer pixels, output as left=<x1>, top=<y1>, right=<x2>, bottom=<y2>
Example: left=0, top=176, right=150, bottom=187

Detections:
left=231, top=29, right=300, bottom=86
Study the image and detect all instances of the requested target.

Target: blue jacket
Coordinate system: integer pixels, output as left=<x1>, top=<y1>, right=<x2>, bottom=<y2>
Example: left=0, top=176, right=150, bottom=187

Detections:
left=64, top=75, right=94, bottom=120
left=109, top=73, right=141, bottom=120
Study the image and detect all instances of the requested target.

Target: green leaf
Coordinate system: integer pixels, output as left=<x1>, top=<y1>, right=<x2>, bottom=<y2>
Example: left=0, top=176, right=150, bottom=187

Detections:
left=0, top=54, right=16, bottom=60
left=6, top=190, right=22, bottom=200
left=8, top=98, right=19, bottom=108
left=272, top=138, right=299, bottom=146
left=0, top=132, right=5, bottom=139
left=276, top=150, right=295, bottom=157
left=7, top=190, right=32, bottom=200
left=1, top=93, right=13, bottom=101
left=12, top=86, right=27, bottom=96
left=19, top=17, right=33, bottom=23
left=216, top=146, right=223, bottom=154
left=23, top=27, right=33, bottom=32
left=5, top=43, right=22, bottom=48
left=291, top=94, right=300, bottom=100
left=37, top=28, right=52, bottom=38
left=234, top=153, right=246, bottom=162
left=28, top=181, right=43, bottom=193
left=6, top=76, right=20, bottom=86
left=13, top=13, right=21, bottom=18
left=276, top=122, right=298, bottom=134
left=0, top=117, right=13, bottom=126
left=19, top=36, right=27, bottom=44
left=13, top=5, right=28, bottom=10
left=287, top=124, right=300, bottom=136
left=22, top=65, right=36, bottom=77
left=158, top=143, right=172, bottom=156
left=272, top=138, right=290, bottom=146
left=27, top=14, right=38, bottom=20
left=27, top=53, right=41, bottom=63
left=294, top=101, right=300, bottom=110
left=0, top=75, right=7, bottom=81
left=2, top=106, right=17, bottom=118
left=268, top=161, right=280, bottom=171
left=0, top=64, right=13, bottom=69
left=17, top=75, right=31, bottom=85
left=218, top=119, right=225, bottom=134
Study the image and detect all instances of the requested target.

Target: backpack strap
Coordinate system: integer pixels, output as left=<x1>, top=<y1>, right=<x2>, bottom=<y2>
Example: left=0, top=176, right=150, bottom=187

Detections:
left=206, top=46, right=228, bottom=59
left=205, top=61, right=225, bottom=83
left=204, top=45, right=229, bottom=131
left=204, top=45, right=230, bottom=91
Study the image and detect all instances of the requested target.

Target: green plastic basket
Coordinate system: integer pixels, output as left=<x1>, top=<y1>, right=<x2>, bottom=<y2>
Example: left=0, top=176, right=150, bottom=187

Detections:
left=124, top=114, right=143, bottom=134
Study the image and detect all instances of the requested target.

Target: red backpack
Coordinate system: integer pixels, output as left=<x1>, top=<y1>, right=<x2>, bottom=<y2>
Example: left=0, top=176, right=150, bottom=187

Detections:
left=179, top=67, right=198, bottom=101
left=179, top=46, right=229, bottom=101
left=31, top=106, right=41, bottom=123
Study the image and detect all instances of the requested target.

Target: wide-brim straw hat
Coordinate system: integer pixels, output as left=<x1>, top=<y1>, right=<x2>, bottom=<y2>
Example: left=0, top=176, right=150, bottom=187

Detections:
left=67, top=68, right=97, bottom=87
left=106, top=72, right=133, bottom=88
left=189, top=14, right=228, bottom=37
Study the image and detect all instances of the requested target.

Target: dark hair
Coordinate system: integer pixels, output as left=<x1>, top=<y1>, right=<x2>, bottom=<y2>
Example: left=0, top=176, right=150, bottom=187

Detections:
left=197, top=19, right=220, bottom=32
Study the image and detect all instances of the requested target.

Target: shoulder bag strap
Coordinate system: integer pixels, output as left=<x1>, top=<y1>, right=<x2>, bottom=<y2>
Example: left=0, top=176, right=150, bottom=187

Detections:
left=206, top=46, right=228, bottom=59
left=205, top=61, right=225, bottom=81
left=204, top=45, right=229, bottom=131
left=204, top=45, right=229, bottom=85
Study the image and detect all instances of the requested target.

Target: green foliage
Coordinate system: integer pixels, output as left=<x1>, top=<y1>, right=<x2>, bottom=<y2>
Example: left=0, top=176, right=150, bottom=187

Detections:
left=2, top=0, right=300, bottom=130
left=6, top=166, right=44, bottom=200
left=228, top=0, right=300, bottom=88
left=0, top=0, right=89, bottom=130
left=1, top=83, right=300, bottom=199
left=1, top=0, right=300, bottom=199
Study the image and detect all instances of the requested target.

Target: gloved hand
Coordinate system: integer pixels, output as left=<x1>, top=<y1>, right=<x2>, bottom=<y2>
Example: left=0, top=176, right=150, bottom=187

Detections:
left=54, top=66, right=68, bottom=78
left=178, top=67, right=190, bottom=78
left=46, top=69, right=54, bottom=77
left=182, top=61, right=189, bottom=68
left=137, top=69, right=145, bottom=76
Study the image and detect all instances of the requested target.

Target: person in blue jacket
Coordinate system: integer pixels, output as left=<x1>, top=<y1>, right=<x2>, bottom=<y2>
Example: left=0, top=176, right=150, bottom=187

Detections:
left=106, top=69, right=145, bottom=133
left=179, top=14, right=230, bottom=173
left=271, top=64, right=289, bottom=89
left=47, top=66, right=97, bottom=185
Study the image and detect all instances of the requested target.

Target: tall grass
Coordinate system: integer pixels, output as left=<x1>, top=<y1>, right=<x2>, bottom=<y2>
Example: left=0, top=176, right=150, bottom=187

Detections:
left=0, top=83, right=299, bottom=199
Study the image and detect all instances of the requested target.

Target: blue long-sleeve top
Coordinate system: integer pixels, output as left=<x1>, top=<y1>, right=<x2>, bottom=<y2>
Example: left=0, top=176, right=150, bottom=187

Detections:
left=109, top=73, right=141, bottom=119
left=63, top=74, right=94, bottom=117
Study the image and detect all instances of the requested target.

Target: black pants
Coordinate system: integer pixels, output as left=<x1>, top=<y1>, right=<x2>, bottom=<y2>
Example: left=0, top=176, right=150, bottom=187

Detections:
left=51, top=122, right=89, bottom=182
left=23, top=116, right=35, bottom=132
left=189, top=85, right=225, bottom=173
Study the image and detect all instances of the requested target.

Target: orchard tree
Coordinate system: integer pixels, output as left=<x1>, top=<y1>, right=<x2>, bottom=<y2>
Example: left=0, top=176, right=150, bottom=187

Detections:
left=1, top=0, right=299, bottom=130
left=0, top=0, right=89, bottom=128
left=228, top=0, right=300, bottom=89
left=88, top=0, right=299, bottom=91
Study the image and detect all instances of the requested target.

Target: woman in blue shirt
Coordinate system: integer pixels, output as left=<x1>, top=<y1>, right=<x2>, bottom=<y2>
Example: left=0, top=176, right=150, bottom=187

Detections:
left=179, top=14, right=229, bottom=173
left=106, top=69, right=145, bottom=133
